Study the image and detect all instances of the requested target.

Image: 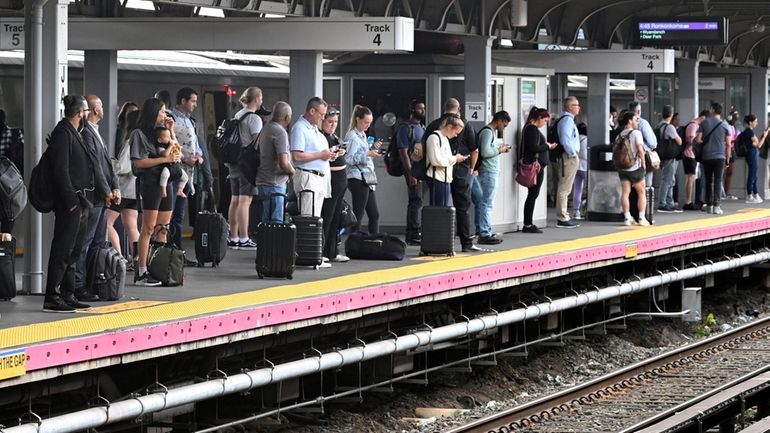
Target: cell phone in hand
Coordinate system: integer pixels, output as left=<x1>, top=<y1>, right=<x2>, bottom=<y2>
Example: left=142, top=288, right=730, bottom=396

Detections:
left=378, top=147, right=388, bottom=154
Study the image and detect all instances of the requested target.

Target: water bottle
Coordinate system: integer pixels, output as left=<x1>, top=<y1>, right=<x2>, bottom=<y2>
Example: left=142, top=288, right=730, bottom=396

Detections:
left=367, top=136, right=376, bottom=147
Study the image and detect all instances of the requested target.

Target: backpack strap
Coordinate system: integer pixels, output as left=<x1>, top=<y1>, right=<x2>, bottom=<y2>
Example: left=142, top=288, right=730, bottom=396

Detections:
left=475, top=125, right=494, bottom=171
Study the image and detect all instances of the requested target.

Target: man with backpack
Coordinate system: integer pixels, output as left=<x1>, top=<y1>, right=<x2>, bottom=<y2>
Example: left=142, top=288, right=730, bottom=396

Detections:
left=554, top=96, right=581, bottom=229
left=655, top=105, right=683, bottom=213
left=390, top=100, right=426, bottom=245
left=474, top=111, right=511, bottom=245
left=42, top=95, right=112, bottom=313
left=629, top=101, right=658, bottom=186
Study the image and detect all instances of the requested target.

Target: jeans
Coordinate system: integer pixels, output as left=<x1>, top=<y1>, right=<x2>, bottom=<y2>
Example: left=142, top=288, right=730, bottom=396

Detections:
left=658, top=159, right=678, bottom=207
left=404, top=177, right=425, bottom=242
left=476, top=171, right=498, bottom=237
left=258, top=184, right=287, bottom=223
left=702, top=159, right=725, bottom=207
left=572, top=170, right=586, bottom=212
left=75, top=205, right=108, bottom=291
left=524, top=169, right=546, bottom=226
left=348, top=178, right=379, bottom=234
left=169, top=181, right=190, bottom=248
left=46, top=203, right=89, bottom=299
left=747, top=150, right=759, bottom=195
left=471, top=175, right=483, bottom=235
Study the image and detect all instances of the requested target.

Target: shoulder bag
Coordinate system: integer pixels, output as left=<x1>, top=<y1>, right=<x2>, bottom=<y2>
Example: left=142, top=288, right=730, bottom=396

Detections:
left=515, top=124, right=542, bottom=188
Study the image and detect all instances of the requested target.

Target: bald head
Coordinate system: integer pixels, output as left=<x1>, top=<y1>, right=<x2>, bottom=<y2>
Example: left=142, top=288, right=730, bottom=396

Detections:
left=271, top=101, right=293, bottom=126
left=85, top=94, right=104, bottom=123
left=443, top=98, right=460, bottom=114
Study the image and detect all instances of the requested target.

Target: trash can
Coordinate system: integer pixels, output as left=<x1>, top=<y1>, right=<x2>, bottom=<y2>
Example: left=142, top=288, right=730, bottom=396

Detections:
left=586, top=144, right=623, bottom=221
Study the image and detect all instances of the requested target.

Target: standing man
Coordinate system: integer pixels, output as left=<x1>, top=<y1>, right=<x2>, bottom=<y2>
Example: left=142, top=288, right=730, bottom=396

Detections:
left=629, top=101, right=658, bottom=185
left=695, top=102, right=732, bottom=215
left=75, top=94, right=121, bottom=301
left=682, top=110, right=708, bottom=210
left=656, top=105, right=683, bottom=213
left=291, top=97, right=334, bottom=219
left=475, top=111, right=511, bottom=245
left=43, top=95, right=111, bottom=313
left=424, top=98, right=481, bottom=252
left=394, top=100, right=426, bottom=245
left=171, top=88, right=203, bottom=264
left=256, top=101, right=295, bottom=223
left=555, top=96, right=581, bottom=229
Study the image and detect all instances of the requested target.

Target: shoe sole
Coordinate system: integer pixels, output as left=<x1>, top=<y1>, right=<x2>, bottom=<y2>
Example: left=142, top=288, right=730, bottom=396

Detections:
left=556, top=225, right=579, bottom=229
left=42, top=308, right=76, bottom=313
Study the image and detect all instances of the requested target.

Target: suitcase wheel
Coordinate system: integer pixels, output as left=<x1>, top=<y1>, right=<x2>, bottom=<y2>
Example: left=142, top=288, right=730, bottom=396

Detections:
left=257, top=272, right=264, bottom=279
left=287, top=274, right=293, bottom=280
left=212, top=261, right=219, bottom=268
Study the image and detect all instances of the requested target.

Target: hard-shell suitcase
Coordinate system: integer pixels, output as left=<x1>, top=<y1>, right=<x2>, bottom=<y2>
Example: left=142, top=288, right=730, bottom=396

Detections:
left=194, top=202, right=229, bottom=267
left=420, top=205, right=456, bottom=256
left=0, top=237, right=16, bottom=300
left=293, top=190, right=324, bottom=268
left=256, top=193, right=295, bottom=279
left=629, top=186, right=655, bottom=224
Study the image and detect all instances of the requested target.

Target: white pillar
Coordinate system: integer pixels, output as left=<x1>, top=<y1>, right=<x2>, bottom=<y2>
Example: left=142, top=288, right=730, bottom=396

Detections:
left=751, top=68, right=769, bottom=199
left=289, top=51, right=323, bottom=117
left=84, top=50, right=118, bottom=154
left=463, top=36, right=493, bottom=130
left=587, top=73, right=610, bottom=145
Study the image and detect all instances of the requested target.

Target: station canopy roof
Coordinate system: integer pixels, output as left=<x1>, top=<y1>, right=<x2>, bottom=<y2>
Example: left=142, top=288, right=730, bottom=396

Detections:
left=7, top=0, right=770, bottom=67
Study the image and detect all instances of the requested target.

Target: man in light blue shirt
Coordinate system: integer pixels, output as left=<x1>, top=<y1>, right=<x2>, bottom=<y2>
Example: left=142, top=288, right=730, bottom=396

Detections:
left=629, top=101, right=658, bottom=185
left=555, top=96, right=581, bottom=228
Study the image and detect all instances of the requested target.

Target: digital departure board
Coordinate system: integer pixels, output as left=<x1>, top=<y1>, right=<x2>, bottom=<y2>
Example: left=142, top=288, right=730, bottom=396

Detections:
left=634, top=17, right=728, bottom=46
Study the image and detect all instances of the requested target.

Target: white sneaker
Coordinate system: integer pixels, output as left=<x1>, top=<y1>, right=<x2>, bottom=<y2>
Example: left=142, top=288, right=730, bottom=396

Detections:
left=638, top=218, right=650, bottom=226
left=318, top=261, right=332, bottom=268
left=756, top=196, right=764, bottom=203
left=624, top=218, right=635, bottom=226
left=331, top=254, right=350, bottom=263
left=322, top=256, right=330, bottom=262
left=712, top=206, right=724, bottom=215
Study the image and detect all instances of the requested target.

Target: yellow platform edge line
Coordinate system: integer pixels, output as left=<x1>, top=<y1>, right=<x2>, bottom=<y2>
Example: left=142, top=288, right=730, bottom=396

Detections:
left=2, top=210, right=769, bottom=349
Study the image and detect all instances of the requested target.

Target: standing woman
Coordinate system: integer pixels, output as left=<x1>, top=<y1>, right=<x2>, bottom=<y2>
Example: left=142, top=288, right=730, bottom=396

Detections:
left=130, top=98, right=182, bottom=286
left=320, top=109, right=349, bottom=262
left=741, top=114, right=769, bottom=203
left=425, top=114, right=467, bottom=206
left=344, top=105, right=381, bottom=234
left=521, top=107, right=557, bottom=233
left=106, top=109, right=140, bottom=264
left=616, top=112, right=649, bottom=226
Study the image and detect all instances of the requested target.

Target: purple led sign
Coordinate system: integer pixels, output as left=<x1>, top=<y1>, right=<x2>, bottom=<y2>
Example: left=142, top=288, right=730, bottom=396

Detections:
left=639, top=22, right=720, bottom=31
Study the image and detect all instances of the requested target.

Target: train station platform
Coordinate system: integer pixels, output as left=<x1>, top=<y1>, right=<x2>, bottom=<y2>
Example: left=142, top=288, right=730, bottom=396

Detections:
left=2, top=204, right=770, bottom=387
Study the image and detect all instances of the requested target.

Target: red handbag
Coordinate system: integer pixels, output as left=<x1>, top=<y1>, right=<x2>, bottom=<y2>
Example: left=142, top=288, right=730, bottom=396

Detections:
left=515, top=159, right=541, bottom=188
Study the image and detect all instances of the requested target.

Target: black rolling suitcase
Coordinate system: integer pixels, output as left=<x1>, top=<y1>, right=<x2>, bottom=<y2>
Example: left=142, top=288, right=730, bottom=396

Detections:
left=293, top=190, right=324, bottom=268
left=0, top=236, right=16, bottom=300
left=420, top=205, right=456, bottom=256
left=85, top=208, right=126, bottom=301
left=629, top=186, right=655, bottom=224
left=194, top=192, right=229, bottom=267
left=256, top=194, right=296, bottom=279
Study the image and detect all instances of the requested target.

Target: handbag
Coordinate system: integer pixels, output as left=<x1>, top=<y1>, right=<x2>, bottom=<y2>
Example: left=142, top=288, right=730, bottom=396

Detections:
left=515, top=159, right=541, bottom=188
left=112, top=141, right=132, bottom=176
left=645, top=150, right=661, bottom=171
left=360, top=168, right=378, bottom=186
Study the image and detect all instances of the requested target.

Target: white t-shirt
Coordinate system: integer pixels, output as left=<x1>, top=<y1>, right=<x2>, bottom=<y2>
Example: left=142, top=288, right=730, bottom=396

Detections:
left=235, top=107, right=263, bottom=149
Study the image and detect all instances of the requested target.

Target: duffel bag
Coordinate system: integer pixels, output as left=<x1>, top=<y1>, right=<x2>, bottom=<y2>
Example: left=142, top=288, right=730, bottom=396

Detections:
left=148, top=242, right=185, bottom=286
left=345, top=232, right=406, bottom=261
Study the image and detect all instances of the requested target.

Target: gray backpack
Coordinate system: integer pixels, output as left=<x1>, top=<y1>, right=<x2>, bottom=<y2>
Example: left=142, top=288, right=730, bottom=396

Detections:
left=0, top=156, right=27, bottom=221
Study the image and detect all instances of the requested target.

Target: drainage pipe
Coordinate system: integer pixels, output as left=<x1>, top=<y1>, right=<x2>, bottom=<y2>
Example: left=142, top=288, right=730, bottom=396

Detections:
left=4, top=250, right=769, bottom=433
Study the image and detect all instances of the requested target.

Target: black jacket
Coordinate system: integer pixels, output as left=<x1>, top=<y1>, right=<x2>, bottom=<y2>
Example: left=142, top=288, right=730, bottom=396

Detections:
left=424, top=113, right=478, bottom=179
left=48, top=119, right=109, bottom=210
left=82, top=122, right=118, bottom=198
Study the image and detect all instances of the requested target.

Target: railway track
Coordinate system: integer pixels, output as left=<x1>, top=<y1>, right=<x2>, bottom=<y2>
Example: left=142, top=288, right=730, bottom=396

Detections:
left=448, top=316, right=770, bottom=433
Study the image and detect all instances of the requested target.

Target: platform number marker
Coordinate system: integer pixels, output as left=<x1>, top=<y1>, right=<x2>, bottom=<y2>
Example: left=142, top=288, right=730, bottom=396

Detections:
left=0, top=21, right=24, bottom=50
left=365, top=23, right=391, bottom=48
left=465, top=103, right=485, bottom=122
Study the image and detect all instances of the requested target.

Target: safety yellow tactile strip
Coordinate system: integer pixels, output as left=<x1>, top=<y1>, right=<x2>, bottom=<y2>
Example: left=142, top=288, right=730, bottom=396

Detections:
left=2, top=209, right=769, bottom=349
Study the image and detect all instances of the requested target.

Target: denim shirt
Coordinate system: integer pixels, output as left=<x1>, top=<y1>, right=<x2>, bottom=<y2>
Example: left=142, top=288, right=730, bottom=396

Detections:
left=557, top=112, right=580, bottom=157
left=343, top=129, right=376, bottom=183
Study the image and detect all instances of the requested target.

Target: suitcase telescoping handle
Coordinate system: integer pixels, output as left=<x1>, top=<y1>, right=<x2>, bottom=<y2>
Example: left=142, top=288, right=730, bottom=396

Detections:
left=298, top=189, right=316, bottom=217
left=202, top=188, right=217, bottom=213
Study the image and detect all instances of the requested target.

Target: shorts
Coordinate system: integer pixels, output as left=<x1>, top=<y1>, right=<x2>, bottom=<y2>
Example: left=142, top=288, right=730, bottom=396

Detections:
left=618, top=167, right=645, bottom=185
left=229, top=172, right=258, bottom=196
left=109, top=198, right=138, bottom=212
left=682, top=156, right=697, bottom=175
left=140, top=181, right=173, bottom=211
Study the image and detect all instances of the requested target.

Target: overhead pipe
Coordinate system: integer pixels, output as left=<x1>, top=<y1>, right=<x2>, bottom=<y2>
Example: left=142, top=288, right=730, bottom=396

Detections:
left=4, top=250, right=770, bottom=433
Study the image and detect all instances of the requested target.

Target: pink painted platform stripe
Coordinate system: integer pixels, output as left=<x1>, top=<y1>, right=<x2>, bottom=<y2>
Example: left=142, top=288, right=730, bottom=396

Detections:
left=23, top=219, right=770, bottom=371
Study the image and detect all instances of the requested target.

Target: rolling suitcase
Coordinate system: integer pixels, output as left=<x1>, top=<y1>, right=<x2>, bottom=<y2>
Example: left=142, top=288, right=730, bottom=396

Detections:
left=420, top=205, right=456, bottom=256
left=629, top=186, right=655, bottom=224
left=293, top=190, right=324, bottom=268
left=256, top=193, right=296, bottom=279
left=85, top=208, right=126, bottom=301
left=0, top=236, right=16, bottom=300
left=194, top=192, right=229, bottom=267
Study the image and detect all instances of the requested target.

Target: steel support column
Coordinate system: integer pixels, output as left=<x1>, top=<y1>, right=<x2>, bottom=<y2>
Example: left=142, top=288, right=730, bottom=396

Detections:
left=463, top=36, right=493, bottom=130
left=289, top=50, right=323, bottom=117
left=587, top=73, right=610, bottom=146
left=83, top=50, right=118, bottom=155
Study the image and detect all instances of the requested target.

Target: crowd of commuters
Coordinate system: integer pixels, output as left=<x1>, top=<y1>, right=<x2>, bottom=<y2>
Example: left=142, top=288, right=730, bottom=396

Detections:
left=8, top=84, right=770, bottom=312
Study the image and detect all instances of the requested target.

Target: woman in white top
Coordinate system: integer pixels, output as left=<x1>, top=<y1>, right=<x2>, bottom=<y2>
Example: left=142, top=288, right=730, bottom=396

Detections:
left=425, top=114, right=468, bottom=206
left=616, top=111, right=649, bottom=226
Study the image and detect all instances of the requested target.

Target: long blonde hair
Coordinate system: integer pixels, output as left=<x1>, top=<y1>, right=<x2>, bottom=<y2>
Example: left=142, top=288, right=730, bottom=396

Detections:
left=348, top=105, right=372, bottom=133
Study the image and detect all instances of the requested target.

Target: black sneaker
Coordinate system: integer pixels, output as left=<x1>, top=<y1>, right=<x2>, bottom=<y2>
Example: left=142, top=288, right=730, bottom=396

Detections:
left=239, top=239, right=257, bottom=251
left=74, top=290, right=100, bottom=302
left=62, top=294, right=91, bottom=309
left=522, top=225, right=543, bottom=234
left=42, top=297, right=77, bottom=313
left=406, top=238, right=422, bottom=246
left=477, top=236, right=503, bottom=245
left=683, top=203, right=699, bottom=211
left=183, top=256, right=198, bottom=267
left=135, top=272, right=162, bottom=287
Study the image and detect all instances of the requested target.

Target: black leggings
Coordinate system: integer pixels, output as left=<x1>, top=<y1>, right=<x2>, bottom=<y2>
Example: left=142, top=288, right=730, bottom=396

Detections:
left=702, top=159, right=725, bottom=206
left=321, top=170, right=348, bottom=258
left=523, top=169, right=546, bottom=226
left=348, top=178, right=379, bottom=234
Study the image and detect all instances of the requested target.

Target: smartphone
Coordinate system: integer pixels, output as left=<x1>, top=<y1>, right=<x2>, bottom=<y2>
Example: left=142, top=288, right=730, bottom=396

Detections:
left=378, top=147, right=388, bottom=154
left=338, top=141, right=349, bottom=149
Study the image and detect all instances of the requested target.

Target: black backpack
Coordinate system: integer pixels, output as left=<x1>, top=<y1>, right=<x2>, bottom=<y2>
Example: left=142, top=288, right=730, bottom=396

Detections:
left=385, top=122, right=416, bottom=177
left=547, top=116, right=568, bottom=162
left=734, top=129, right=751, bottom=158
left=237, top=140, right=261, bottom=185
left=0, top=156, right=26, bottom=221
left=216, top=111, right=256, bottom=164
left=654, top=123, right=682, bottom=160
left=28, top=136, right=56, bottom=213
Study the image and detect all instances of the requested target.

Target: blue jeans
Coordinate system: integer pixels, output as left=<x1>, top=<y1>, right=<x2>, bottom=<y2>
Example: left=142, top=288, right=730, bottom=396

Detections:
left=258, top=184, right=287, bottom=223
left=747, top=150, right=759, bottom=195
left=658, top=159, right=678, bottom=207
left=470, top=175, right=483, bottom=234
left=170, top=181, right=190, bottom=248
left=476, top=171, right=498, bottom=237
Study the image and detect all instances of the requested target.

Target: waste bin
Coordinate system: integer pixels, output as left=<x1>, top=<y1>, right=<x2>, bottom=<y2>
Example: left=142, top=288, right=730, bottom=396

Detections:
left=586, top=144, right=623, bottom=221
